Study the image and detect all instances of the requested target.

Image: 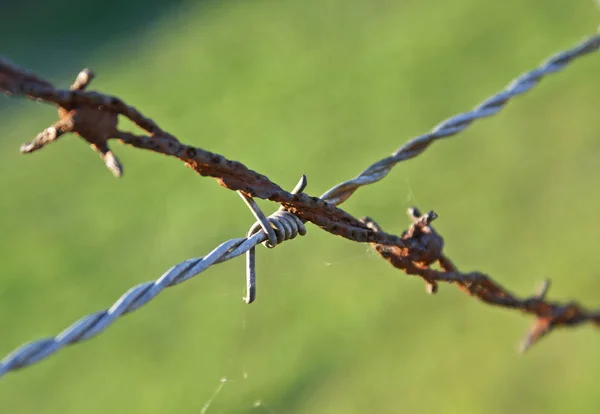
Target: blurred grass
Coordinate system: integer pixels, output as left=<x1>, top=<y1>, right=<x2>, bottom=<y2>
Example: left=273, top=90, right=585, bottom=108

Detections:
left=1, top=0, right=599, bottom=413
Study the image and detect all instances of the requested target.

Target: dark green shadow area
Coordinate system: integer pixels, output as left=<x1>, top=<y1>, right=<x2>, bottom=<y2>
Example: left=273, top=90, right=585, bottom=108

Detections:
left=1, top=0, right=196, bottom=74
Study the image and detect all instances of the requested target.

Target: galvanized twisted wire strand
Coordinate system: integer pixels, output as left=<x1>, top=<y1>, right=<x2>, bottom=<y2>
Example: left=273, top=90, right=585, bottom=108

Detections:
left=0, top=232, right=266, bottom=377
left=321, top=33, right=600, bottom=205
left=0, top=197, right=308, bottom=377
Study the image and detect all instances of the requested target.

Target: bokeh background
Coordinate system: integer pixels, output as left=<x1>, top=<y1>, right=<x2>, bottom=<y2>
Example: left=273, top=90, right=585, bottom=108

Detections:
left=1, top=1, right=599, bottom=413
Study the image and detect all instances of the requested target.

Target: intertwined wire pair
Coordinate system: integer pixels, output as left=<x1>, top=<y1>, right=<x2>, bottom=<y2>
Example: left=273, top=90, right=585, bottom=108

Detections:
left=0, top=30, right=599, bottom=378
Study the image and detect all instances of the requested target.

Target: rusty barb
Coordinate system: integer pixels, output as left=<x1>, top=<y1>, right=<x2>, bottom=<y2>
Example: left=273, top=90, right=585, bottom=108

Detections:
left=0, top=56, right=407, bottom=248
left=363, top=209, right=600, bottom=353
left=0, top=30, right=599, bottom=377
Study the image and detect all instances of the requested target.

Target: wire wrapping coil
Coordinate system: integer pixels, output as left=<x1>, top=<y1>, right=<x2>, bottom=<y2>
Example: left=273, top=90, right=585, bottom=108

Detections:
left=240, top=175, right=308, bottom=303
left=247, top=209, right=307, bottom=248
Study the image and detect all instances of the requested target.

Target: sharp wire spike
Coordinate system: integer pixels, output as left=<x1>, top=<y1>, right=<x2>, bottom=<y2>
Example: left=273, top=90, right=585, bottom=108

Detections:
left=239, top=176, right=308, bottom=304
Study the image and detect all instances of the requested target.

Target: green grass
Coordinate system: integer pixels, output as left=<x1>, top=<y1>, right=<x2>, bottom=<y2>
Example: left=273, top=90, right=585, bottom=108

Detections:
left=1, top=1, right=599, bottom=412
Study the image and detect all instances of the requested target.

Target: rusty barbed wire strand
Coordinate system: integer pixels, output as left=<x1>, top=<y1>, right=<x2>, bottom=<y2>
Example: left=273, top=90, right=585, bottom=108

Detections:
left=0, top=31, right=598, bottom=378
left=0, top=58, right=408, bottom=248
left=320, top=33, right=600, bottom=205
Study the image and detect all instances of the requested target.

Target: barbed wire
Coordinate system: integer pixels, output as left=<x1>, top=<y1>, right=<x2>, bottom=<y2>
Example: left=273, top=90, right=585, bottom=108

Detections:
left=0, top=31, right=599, bottom=378
left=0, top=59, right=409, bottom=247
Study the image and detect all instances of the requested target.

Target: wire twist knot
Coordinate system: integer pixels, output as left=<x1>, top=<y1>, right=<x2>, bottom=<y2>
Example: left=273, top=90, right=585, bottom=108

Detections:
left=239, top=175, right=308, bottom=303
left=247, top=209, right=306, bottom=248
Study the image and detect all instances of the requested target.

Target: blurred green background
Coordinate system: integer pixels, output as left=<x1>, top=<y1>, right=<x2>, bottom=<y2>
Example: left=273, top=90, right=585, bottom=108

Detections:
left=1, top=1, right=599, bottom=412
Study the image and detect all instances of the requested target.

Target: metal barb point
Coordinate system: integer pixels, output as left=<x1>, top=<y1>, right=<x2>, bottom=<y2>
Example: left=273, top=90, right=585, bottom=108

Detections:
left=239, top=175, right=308, bottom=304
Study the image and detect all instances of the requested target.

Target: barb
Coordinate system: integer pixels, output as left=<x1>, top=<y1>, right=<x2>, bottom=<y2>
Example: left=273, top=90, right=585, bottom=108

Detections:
left=1, top=31, right=599, bottom=378
left=363, top=209, right=600, bottom=352
left=320, top=34, right=600, bottom=205
left=239, top=174, right=308, bottom=303
left=0, top=58, right=408, bottom=247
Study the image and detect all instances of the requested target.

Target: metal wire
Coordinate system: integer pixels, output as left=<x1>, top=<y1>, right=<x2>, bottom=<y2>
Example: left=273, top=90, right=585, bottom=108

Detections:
left=320, top=34, right=600, bottom=205
left=239, top=175, right=308, bottom=303
left=243, top=208, right=307, bottom=303
left=0, top=233, right=263, bottom=377
left=1, top=33, right=598, bottom=378
left=0, top=178, right=309, bottom=376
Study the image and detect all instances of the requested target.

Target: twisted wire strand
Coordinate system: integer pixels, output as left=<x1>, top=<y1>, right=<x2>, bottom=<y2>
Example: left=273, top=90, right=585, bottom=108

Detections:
left=0, top=232, right=265, bottom=377
left=1, top=33, right=598, bottom=378
left=0, top=199, right=307, bottom=377
left=321, top=33, right=600, bottom=205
